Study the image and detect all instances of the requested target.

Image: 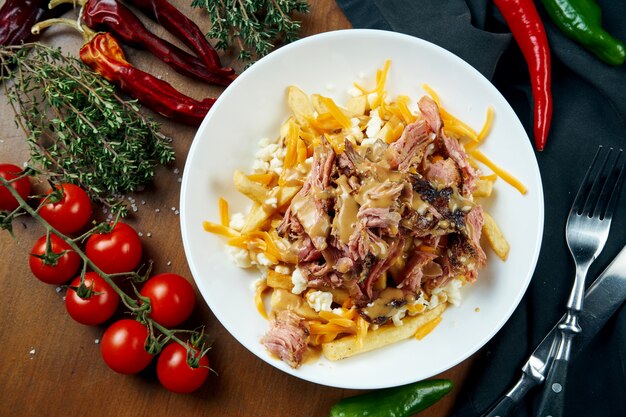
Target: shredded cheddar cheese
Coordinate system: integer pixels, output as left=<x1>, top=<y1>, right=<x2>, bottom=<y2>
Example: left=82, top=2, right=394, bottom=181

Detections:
left=415, top=315, right=443, bottom=340
left=470, top=149, right=527, bottom=195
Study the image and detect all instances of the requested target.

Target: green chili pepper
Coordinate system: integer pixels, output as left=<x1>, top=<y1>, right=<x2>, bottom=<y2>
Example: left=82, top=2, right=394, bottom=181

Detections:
left=329, top=379, right=453, bottom=417
left=540, top=0, right=626, bottom=65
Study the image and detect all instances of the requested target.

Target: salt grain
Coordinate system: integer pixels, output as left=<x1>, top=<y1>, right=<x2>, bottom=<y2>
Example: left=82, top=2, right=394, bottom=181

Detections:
left=94, top=338, right=100, bottom=344
left=173, top=168, right=180, bottom=174
left=155, top=208, right=161, bottom=213
left=147, top=232, right=152, bottom=238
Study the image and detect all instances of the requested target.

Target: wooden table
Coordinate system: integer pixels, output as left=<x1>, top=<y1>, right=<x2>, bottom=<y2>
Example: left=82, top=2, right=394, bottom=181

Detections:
left=0, top=1, right=475, bottom=415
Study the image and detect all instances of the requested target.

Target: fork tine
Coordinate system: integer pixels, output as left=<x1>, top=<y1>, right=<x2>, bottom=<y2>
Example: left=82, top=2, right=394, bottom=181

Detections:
left=571, top=146, right=605, bottom=216
left=596, top=150, right=626, bottom=221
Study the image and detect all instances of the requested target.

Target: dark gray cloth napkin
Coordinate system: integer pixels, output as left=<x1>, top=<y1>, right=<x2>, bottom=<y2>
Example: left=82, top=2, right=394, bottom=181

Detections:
left=336, top=1, right=626, bottom=416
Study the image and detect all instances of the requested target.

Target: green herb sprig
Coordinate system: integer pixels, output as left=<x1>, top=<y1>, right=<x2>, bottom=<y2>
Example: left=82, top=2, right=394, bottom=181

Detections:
left=0, top=43, right=175, bottom=215
left=191, top=0, right=310, bottom=65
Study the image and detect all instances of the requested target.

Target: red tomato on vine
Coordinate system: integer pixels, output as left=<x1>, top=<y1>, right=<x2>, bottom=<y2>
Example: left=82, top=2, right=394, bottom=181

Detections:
left=39, top=183, right=92, bottom=234
left=101, top=319, right=153, bottom=374
left=157, top=343, right=210, bottom=394
left=0, top=163, right=31, bottom=211
left=66, top=272, right=120, bottom=325
left=29, top=234, right=81, bottom=285
left=86, top=222, right=142, bottom=274
left=140, top=273, right=196, bottom=327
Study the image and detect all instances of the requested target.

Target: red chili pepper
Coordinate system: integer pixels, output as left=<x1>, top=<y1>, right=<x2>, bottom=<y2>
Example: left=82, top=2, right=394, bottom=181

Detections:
left=0, top=0, right=67, bottom=46
left=32, top=17, right=214, bottom=126
left=79, top=31, right=215, bottom=126
left=127, top=0, right=233, bottom=76
left=494, top=0, right=553, bottom=151
left=50, top=0, right=234, bottom=86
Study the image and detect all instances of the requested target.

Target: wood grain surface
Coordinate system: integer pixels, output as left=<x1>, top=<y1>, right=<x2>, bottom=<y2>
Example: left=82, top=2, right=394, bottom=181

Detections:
left=0, top=1, right=477, bottom=416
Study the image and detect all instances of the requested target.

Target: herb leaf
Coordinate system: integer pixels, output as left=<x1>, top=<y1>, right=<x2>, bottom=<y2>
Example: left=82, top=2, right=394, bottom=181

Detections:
left=1, top=43, right=175, bottom=215
left=191, top=0, right=310, bottom=65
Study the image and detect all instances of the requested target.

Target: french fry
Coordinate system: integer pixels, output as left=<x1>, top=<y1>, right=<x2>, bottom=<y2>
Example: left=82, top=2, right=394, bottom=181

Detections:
left=241, top=203, right=270, bottom=233
left=473, top=177, right=495, bottom=198
left=287, top=86, right=314, bottom=124
left=275, top=184, right=302, bottom=207
left=482, top=211, right=510, bottom=260
left=234, top=170, right=268, bottom=204
left=310, top=93, right=329, bottom=115
left=270, top=289, right=319, bottom=320
left=347, top=95, right=368, bottom=116
left=267, top=269, right=293, bottom=290
left=240, top=185, right=302, bottom=233
left=321, top=303, right=446, bottom=361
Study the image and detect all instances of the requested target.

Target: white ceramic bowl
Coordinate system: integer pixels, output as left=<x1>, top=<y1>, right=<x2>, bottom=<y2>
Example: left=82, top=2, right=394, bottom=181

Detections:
left=180, top=29, right=544, bottom=389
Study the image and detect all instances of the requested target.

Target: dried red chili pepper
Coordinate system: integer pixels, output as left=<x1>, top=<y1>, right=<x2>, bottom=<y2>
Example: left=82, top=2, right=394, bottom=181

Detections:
left=80, top=31, right=215, bottom=126
left=494, top=0, right=553, bottom=151
left=0, top=0, right=67, bottom=46
left=50, top=0, right=235, bottom=86
left=127, top=0, right=233, bottom=76
left=32, top=19, right=214, bottom=126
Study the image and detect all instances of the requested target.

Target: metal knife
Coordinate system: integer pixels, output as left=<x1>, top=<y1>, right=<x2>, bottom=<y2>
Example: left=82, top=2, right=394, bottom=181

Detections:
left=481, top=244, right=626, bottom=417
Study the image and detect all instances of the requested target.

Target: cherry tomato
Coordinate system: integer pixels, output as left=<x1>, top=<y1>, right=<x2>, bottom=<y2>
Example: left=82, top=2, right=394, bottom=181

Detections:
left=157, top=343, right=209, bottom=394
left=86, top=222, right=142, bottom=274
left=101, top=319, right=153, bottom=374
left=0, top=163, right=31, bottom=211
left=140, top=273, right=196, bottom=327
left=66, top=272, right=120, bottom=325
left=29, top=234, right=81, bottom=285
left=39, top=183, right=92, bottom=234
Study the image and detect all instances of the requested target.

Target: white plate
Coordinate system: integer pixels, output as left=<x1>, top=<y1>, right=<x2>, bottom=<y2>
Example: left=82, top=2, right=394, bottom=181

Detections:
left=180, top=29, right=544, bottom=389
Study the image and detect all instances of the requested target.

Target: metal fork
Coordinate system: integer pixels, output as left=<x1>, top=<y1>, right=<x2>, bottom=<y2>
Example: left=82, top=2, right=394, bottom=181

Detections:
left=535, top=146, right=625, bottom=417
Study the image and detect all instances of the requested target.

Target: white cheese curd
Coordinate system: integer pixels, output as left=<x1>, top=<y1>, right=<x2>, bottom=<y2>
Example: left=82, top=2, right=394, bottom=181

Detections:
left=256, top=253, right=275, bottom=267
left=264, top=196, right=278, bottom=209
left=226, top=245, right=252, bottom=268
left=350, top=117, right=362, bottom=138
left=291, top=268, right=308, bottom=295
left=306, top=290, right=333, bottom=312
left=443, top=278, right=464, bottom=306
left=252, top=159, right=270, bottom=173
left=255, top=143, right=280, bottom=162
left=391, top=305, right=409, bottom=326
left=229, top=212, right=246, bottom=231
left=429, top=286, right=450, bottom=309
left=269, top=156, right=283, bottom=175
left=274, top=265, right=291, bottom=275
left=365, top=109, right=383, bottom=139
left=257, top=137, right=273, bottom=148
left=367, top=92, right=378, bottom=107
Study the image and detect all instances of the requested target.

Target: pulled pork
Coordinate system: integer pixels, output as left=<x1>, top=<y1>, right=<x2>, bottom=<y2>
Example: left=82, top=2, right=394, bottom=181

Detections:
left=270, top=96, right=486, bottom=367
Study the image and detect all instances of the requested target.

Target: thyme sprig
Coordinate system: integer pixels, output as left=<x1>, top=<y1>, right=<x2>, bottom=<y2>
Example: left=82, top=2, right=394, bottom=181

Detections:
left=191, top=0, right=310, bottom=65
left=0, top=43, right=175, bottom=215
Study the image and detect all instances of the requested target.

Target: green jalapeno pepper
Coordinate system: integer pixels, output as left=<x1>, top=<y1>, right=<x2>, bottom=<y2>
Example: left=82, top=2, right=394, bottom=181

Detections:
left=540, top=0, right=626, bottom=65
left=329, top=379, right=453, bottom=417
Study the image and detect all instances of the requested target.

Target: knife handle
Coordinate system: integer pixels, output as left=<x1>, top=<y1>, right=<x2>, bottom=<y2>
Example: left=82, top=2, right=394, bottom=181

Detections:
left=482, top=396, right=516, bottom=417
left=481, top=372, right=537, bottom=417
left=535, top=358, right=568, bottom=417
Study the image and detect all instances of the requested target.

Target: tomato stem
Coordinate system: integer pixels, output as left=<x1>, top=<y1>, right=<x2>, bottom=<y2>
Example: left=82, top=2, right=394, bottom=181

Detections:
left=0, top=175, right=210, bottom=358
